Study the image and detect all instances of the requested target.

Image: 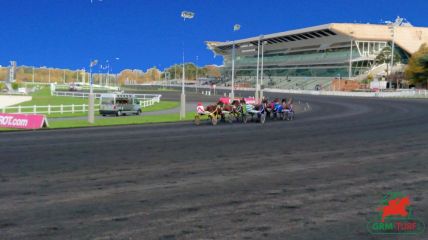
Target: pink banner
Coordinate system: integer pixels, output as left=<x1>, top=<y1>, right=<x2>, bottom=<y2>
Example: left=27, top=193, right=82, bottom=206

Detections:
left=0, top=113, right=48, bottom=129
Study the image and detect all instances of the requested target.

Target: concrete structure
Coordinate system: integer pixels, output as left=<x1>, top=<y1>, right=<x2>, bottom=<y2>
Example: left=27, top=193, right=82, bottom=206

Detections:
left=5, top=61, right=17, bottom=92
left=0, top=96, right=32, bottom=108
left=207, top=20, right=428, bottom=90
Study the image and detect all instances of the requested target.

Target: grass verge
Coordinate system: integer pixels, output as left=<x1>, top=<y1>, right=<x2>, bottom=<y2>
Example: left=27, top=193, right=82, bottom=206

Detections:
left=141, top=101, right=179, bottom=112
left=7, top=87, right=178, bottom=118
left=48, top=112, right=196, bottom=129
left=19, top=87, right=96, bottom=106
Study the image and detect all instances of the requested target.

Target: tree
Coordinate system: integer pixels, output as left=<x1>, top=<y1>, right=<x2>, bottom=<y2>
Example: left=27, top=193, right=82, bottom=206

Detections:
left=405, top=44, right=428, bottom=86
left=0, top=82, right=5, bottom=90
left=164, top=64, right=182, bottom=80
left=185, top=63, right=197, bottom=80
left=164, top=63, right=199, bottom=80
left=162, top=63, right=221, bottom=81
left=375, top=46, right=402, bottom=65
left=145, top=67, right=161, bottom=81
left=117, top=69, right=146, bottom=84
left=362, top=73, right=374, bottom=84
left=11, top=82, right=20, bottom=90
left=203, top=65, right=221, bottom=78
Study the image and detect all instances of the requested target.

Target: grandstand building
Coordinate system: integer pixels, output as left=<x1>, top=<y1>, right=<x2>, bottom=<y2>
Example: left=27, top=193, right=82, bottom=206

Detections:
left=206, top=19, right=428, bottom=90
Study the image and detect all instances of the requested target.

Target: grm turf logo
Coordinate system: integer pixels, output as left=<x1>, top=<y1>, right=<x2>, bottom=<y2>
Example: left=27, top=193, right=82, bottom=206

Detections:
left=367, top=192, right=425, bottom=235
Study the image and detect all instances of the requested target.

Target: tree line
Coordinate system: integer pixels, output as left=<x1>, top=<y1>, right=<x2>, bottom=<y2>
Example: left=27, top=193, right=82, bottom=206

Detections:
left=405, top=44, right=428, bottom=87
left=0, top=63, right=221, bottom=85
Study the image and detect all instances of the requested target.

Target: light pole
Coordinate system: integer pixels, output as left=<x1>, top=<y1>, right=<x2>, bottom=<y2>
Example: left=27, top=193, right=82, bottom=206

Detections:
left=32, top=67, right=35, bottom=84
left=88, top=60, right=98, bottom=124
left=105, top=60, right=110, bottom=86
left=255, top=35, right=263, bottom=103
left=108, top=57, right=120, bottom=86
left=260, top=40, right=266, bottom=101
left=162, top=68, right=166, bottom=88
left=388, top=24, right=397, bottom=89
left=231, top=24, right=241, bottom=100
left=195, top=56, right=199, bottom=93
left=81, top=68, right=86, bottom=84
left=180, top=11, right=195, bottom=120
left=348, top=32, right=354, bottom=80
left=101, top=67, right=104, bottom=86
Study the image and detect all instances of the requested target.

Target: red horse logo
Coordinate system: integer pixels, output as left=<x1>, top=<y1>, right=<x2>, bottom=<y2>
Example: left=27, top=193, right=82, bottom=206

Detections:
left=377, top=196, right=410, bottom=222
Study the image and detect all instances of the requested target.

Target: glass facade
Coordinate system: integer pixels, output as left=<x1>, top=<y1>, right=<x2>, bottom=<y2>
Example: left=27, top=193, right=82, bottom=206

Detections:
left=221, top=42, right=409, bottom=81
left=226, top=48, right=357, bottom=67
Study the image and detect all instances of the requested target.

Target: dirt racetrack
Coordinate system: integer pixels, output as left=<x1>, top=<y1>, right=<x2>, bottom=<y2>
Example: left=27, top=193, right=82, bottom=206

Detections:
left=0, top=92, right=427, bottom=240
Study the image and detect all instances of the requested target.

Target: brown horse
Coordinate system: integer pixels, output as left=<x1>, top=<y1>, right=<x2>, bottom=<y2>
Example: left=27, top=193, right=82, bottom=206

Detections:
left=205, top=104, right=221, bottom=114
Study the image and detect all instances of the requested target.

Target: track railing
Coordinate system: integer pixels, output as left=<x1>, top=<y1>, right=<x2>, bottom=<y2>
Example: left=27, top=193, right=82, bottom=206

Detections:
left=2, top=104, right=98, bottom=115
left=264, top=88, right=428, bottom=98
left=51, top=90, right=162, bottom=101
left=4, top=92, right=162, bottom=115
left=139, top=84, right=428, bottom=99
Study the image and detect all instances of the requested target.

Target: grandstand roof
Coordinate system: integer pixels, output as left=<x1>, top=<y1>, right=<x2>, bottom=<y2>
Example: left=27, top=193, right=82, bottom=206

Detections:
left=207, top=23, right=428, bottom=55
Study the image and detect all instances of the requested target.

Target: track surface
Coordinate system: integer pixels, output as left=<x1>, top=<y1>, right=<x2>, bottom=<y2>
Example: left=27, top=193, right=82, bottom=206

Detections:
left=1, top=92, right=428, bottom=240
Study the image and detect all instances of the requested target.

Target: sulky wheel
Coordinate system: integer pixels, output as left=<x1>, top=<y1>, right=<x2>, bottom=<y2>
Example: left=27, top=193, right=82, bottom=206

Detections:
left=260, top=113, right=266, bottom=124
left=242, top=114, right=248, bottom=124
left=227, top=115, right=234, bottom=124
left=211, top=116, right=218, bottom=126
left=194, top=115, right=201, bottom=126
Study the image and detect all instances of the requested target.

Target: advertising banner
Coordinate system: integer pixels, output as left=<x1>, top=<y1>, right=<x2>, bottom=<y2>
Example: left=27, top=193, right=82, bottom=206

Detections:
left=0, top=113, right=48, bottom=129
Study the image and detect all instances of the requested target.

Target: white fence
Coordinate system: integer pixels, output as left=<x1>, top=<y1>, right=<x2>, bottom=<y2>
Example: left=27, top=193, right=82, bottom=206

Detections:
left=3, top=99, right=160, bottom=115
left=3, top=92, right=161, bottom=115
left=2, top=104, right=97, bottom=115
left=264, top=88, right=428, bottom=98
left=54, top=83, right=120, bottom=91
left=51, top=90, right=162, bottom=102
left=143, top=84, right=428, bottom=99
left=52, top=91, right=97, bottom=98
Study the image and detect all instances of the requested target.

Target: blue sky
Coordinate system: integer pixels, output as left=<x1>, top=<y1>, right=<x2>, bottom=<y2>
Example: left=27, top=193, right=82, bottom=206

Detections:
left=0, top=0, right=427, bottom=72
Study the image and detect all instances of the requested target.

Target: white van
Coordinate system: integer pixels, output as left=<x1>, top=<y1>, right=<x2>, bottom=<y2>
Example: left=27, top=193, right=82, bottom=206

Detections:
left=99, top=93, right=142, bottom=116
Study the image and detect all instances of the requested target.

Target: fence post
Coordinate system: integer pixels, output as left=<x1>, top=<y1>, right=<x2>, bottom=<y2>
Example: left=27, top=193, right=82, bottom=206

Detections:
left=18, top=105, right=21, bottom=113
left=72, top=104, right=75, bottom=113
left=48, top=105, right=51, bottom=114
left=33, top=105, right=36, bottom=114
left=61, top=104, right=63, bottom=114
left=83, top=104, right=86, bottom=112
left=2, top=107, right=5, bottom=113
